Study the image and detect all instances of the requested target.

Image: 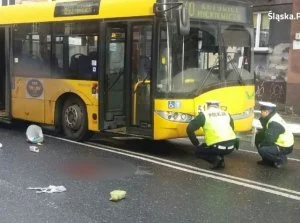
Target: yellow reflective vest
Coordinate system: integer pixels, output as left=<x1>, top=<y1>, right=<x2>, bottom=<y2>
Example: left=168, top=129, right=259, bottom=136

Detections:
left=267, top=113, right=294, bottom=148
left=202, top=107, right=236, bottom=146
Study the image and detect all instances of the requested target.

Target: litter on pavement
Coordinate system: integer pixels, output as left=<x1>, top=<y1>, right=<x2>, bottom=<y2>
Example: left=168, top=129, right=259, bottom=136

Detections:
left=29, top=145, right=39, bottom=153
left=109, top=190, right=126, bottom=201
left=27, top=185, right=67, bottom=194
left=0, top=143, right=2, bottom=148
left=26, top=124, right=44, bottom=144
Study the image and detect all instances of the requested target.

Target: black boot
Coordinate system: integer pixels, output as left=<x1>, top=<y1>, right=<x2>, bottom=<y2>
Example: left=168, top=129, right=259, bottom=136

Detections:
left=257, top=159, right=273, bottom=166
left=273, top=156, right=287, bottom=169
left=210, top=156, right=225, bottom=170
left=273, top=161, right=283, bottom=169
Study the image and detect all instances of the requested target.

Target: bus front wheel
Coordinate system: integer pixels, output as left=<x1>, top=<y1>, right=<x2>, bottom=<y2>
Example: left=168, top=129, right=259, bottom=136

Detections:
left=62, top=96, right=88, bottom=141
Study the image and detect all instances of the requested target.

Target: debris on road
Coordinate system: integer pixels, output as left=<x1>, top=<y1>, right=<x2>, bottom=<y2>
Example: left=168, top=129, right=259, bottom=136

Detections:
left=26, top=124, right=44, bottom=144
left=109, top=190, right=126, bottom=201
left=29, top=145, right=39, bottom=153
left=27, top=185, right=66, bottom=194
left=0, top=143, right=2, bottom=148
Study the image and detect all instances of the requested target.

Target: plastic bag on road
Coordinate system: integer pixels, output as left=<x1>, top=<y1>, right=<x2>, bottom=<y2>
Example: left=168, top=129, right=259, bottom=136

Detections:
left=109, top=190, right=126, bottom=201
left=26, top=125, right=44, bottom=144
left=27, top=185, right=66, bottom=194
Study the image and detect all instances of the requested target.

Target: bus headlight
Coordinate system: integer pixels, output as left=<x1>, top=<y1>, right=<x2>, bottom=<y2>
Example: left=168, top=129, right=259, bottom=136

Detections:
left=156, top=111, right=194, bottom=123
left=231, top=108, right=253, bottom=120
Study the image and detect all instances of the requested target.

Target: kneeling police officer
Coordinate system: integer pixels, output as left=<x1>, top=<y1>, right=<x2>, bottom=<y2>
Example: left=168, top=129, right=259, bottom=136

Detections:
left=255, top=101, right=294, bottom=168
left=186, top=101, right=239, bottom=169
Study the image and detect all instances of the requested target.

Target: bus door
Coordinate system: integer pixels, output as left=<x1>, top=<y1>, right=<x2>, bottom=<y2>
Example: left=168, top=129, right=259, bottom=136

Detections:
left=101, top=24, right=127, bottom=130
left=128, top=24, right=153, bottom=137
left=0, top=26, right=9, bottom=120
left=0, top=28, right=6, bottom=111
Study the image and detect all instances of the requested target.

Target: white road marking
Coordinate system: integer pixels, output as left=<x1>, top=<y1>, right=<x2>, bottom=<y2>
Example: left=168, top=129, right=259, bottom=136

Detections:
left=46, top=135, right=300, bottom=201
left=148, top=137, right=300, bottom=162
left=239, top=149, right=300, bottom=162
left=85, top=142, right=300, bottom=196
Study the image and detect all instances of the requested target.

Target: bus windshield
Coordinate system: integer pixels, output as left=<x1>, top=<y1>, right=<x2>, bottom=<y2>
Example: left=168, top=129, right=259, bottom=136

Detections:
left=156, top=21, right=254, bottom=98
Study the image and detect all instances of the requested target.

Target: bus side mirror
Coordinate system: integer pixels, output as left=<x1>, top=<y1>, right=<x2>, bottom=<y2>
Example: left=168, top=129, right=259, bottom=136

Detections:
left=177, top=6, right=190, bottom=36
left=153, top=2, right=167, bottom=17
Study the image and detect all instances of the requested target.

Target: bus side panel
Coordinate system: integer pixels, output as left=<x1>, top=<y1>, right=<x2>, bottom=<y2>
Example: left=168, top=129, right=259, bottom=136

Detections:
left=12, top=98, right=44, bottom=123
left=86, top=104, right=99, bottom=132
left=44, top=79, right=99, bottom=132
left=11, top=78, right=45, bottom=123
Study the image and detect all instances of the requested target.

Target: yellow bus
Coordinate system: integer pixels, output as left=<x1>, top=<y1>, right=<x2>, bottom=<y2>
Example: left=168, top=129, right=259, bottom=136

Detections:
left=0, top=0, right=254, bottom=141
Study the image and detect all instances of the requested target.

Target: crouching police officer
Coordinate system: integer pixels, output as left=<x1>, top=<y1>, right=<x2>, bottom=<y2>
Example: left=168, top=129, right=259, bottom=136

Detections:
left=255, top=101, right=294, bottom=168
left=186, top=101, right=239, bottom=169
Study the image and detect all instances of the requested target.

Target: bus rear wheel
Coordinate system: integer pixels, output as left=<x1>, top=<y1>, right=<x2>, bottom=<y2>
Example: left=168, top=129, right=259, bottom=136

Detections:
left=62, top=96, right=88, bottom=141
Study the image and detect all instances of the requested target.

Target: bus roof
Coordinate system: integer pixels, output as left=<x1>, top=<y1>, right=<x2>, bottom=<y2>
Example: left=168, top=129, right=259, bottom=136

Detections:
left=0, top=0, right=156, bottom=24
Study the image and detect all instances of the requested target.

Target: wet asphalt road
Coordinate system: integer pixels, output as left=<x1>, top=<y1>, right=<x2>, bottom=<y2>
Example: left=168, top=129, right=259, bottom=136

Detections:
left=0, top=122, right=299, bottom=223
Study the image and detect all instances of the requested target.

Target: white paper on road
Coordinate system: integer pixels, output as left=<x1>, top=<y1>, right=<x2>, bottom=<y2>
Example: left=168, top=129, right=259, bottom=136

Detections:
left=27, top=185, right=66, bottom=193
left=0, top=143, right=2, bottom=148
left=29, top=146, right=39, bottom=153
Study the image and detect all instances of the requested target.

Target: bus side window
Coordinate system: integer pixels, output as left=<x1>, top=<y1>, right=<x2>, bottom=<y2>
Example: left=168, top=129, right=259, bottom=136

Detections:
left=52, top=22, right=99, bottom=80
left=67, top=35, right=98, bottom=80
left=69, top=52, right=98, bottom=80
left=13, top=23, right=51, bottom=77
left=69, top=53, right=82, bottom=74
left=78, top=54, right=91, bottom=77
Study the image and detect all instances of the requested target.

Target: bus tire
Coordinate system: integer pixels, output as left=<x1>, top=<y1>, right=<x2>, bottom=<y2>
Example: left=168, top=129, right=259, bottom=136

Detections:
left=62, top=96, right=88, bottom=141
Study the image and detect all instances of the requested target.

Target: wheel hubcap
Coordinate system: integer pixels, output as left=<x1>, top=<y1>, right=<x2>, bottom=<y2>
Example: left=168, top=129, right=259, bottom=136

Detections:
left=64, top=104, right=82, bottom=130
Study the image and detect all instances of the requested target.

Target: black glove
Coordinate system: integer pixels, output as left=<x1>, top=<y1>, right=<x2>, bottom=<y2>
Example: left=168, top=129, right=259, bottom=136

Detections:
left=235, top=138, right=240, bottom=150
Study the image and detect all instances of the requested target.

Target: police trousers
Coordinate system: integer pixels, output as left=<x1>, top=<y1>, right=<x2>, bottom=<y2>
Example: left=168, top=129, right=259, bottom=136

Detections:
left=195, top=140, right=236, bottom=163
left=257, top=145, right=293, bottom=164
left=255, top=131, right=293, bottom=164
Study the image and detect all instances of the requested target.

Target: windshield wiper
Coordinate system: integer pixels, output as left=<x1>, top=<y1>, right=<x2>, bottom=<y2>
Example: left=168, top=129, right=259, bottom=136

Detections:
left=227, top=55, right=244, bottom=85
left=199, top=55, right=219, bottom=89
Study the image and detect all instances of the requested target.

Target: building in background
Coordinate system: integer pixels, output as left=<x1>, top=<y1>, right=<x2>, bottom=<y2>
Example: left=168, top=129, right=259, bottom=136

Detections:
left=252, top=0, right=292, bottom=110
left=253, top=0, right=300, bottom=115
left=286, top=0, right=300, bottom=115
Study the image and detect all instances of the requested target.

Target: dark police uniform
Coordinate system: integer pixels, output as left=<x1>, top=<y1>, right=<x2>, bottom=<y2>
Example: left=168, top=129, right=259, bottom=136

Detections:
left=186, top=101, right=238, bottom=169
left=255, top=102, right=294, bottom=168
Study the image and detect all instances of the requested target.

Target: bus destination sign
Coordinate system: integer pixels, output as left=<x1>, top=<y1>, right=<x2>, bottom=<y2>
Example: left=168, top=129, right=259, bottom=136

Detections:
left=183, top=1, right=249, bottom=23
left=54, top=0, right=100, bottom=17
